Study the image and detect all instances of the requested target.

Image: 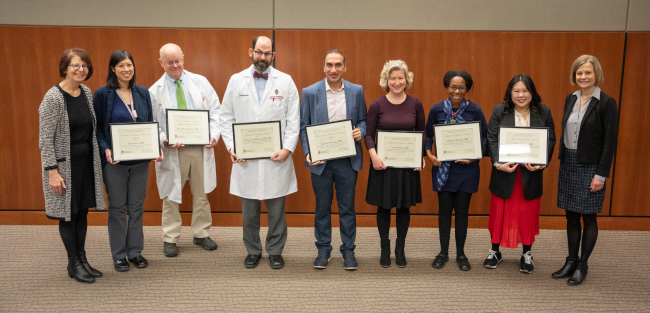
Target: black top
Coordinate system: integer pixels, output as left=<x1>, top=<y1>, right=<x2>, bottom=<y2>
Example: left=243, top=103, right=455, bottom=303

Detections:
left=58, top=84, right=96, bottom=213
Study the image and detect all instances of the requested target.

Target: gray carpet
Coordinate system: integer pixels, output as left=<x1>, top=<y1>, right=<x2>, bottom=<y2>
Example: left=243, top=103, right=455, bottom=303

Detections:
left=1, top=225, right=649, bottom=312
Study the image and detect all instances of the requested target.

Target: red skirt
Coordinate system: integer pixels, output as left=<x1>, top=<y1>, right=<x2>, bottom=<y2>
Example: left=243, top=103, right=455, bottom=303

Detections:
left=488, top=168, right=541, bottom=249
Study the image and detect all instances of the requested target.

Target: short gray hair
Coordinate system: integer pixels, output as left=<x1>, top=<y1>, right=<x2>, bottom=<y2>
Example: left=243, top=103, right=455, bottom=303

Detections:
left=379, top=60, right=414, bottom=92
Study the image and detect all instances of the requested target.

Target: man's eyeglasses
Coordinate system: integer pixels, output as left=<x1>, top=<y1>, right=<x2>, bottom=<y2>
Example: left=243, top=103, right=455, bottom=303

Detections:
left=254, top=50, right=273, bottom=58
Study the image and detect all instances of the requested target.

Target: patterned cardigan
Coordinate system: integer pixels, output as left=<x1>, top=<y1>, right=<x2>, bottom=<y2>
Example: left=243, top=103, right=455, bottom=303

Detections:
left=38, top=84, right=106, bottom=221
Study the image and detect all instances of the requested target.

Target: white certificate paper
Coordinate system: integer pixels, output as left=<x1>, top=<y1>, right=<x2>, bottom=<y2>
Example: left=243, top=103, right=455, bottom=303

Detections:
left=305, top=119, right=357, bottom=162
left=433, top=122, right=483, bottom=162
left=110, top=122, right=161, bottom=161
left=233, top=121, right=282, bottom=159
left=166, top=109, right=211, bottom=145
left=498, top=127, right=549, bottom=165
left=376, top=131, right=423, bottom=168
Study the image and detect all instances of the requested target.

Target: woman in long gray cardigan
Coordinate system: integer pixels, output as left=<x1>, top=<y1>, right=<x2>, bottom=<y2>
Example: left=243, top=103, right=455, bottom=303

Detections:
left=39, top=48, right=106, bottom=284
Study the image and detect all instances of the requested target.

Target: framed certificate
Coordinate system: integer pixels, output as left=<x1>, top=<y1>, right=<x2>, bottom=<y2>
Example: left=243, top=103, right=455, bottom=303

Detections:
left=433, top=122, right=483, bottom=162
left=232, top=121, right=283, bottom=160
left=376, top=130, right=424, bottom=168
left=498, top=126, right=549, bottom=165
left=305, top=119, right=357, bottom=163
left=109, top=122, right=161, bottom=162
left=166, top=109, right=211, bottom=145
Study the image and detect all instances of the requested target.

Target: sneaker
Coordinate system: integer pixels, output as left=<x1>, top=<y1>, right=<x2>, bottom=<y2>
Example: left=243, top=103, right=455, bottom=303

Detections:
left=520, top=251, right=534, bottom=273
left=193, top=236, right=218, bottom=251
left=483, top=249, right=502, bottom=269
left=314, top=252, right=331, bottom=269
left=163, top=242, right=178, bottom=257
left=342, top=251, right=358, bottom=270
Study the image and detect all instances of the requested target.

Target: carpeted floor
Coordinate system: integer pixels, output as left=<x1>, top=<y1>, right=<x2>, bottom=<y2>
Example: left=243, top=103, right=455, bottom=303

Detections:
left=1, top=225, right=649, bottom=312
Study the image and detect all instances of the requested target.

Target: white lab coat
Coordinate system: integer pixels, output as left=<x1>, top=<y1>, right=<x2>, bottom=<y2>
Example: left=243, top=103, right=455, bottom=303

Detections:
left=219, top=65, right=299, bottom=200
left=149, top=70, right=221, bottom=203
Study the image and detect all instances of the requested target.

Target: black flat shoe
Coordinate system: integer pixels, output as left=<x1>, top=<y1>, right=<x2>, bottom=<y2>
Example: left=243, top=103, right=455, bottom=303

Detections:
left=77, top=252, right=102, bottom=278
left=113, top=258, right=130, bottom=272
left=128, top=255, right=149, bottom=269
left=432, top=254, right=449, bottom=269
left=68, top=256, right=95, bottom=284
left=244, top=254, right=261, bottom=268
left=456, top=255, right=472, bottom=271
left=552, top=257, right=578, bottom=279
left=567, top=261, right=588, bottom=286
left=269, top=255, right=284, bottom=269
left=395, top=244, right=406, bottom=268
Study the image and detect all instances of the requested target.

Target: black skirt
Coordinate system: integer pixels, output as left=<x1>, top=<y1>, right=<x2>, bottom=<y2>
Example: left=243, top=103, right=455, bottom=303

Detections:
left=557, top=149, right=606, bottom=214
left=366, top=166, right=422, bottom=209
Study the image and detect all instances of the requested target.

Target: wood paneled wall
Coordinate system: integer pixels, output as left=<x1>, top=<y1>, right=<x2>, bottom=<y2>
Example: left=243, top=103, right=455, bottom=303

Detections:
left=0, top=26, right=647, bottom=228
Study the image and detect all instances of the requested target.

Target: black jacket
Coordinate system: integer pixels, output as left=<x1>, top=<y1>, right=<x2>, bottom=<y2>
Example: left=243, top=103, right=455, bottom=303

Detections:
left=488, top=104, right=556, bottom=200
left=558, top=90, right=618, bottom=177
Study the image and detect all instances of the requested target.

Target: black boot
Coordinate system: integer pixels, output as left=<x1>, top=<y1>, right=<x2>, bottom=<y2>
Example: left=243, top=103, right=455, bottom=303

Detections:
left=567, top=261, right=588, bottom=286
left=395, top=240, right=406, bottom=268
left=551, top=257, right=578, bottom=279
left=67, top=256, right=95, bottom=284
left=77, top=252, right=102, bottom=278
left=380, top=239, right=391, bottom=268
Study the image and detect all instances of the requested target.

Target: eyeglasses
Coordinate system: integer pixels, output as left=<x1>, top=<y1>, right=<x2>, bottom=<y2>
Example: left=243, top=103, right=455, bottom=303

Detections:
left=69, top=64, right=91, bottom=70
left=448, top=85, right=467, bottom=92
left=254, top=50, right=273, bottom=58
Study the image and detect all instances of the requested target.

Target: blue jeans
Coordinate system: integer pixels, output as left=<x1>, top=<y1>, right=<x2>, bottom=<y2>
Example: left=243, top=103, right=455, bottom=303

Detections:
left=311, top=158, right=358, bottom=255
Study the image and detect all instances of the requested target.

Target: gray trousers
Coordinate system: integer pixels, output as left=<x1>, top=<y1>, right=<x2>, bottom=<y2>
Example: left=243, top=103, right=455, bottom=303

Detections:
left=242, top=197, right=287, bottom=255
left=103, top=161, right=149, bottom=260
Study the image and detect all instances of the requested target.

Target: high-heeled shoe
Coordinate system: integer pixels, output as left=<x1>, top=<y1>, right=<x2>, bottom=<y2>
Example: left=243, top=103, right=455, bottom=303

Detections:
left=551, top=257, right=577, bottom=279
left=567, top=261, right=588, bottom=286
left=67, top=256, right=95, bottom=284
left=77, top=252, right=102, bottom=278
left=380, top=239, right=391, bottom=268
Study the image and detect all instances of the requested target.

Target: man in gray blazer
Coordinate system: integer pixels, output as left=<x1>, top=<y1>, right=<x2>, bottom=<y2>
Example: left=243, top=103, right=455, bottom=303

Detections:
left=299, top=49, right=367, bottom=270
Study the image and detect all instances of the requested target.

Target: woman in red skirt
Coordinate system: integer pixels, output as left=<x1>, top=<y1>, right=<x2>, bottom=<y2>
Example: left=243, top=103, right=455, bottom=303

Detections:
left=484, top=74, right=556, bottom=273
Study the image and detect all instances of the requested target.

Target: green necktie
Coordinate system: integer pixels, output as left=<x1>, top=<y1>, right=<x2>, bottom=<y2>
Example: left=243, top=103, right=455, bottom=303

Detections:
left=175, top=79, right=188, bottom=110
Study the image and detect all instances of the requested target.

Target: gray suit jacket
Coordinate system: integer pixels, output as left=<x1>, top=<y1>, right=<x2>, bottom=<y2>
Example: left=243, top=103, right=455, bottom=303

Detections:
left=299, top=79, right=367, bottom=175
left=39, top=84, right=106, bottom=221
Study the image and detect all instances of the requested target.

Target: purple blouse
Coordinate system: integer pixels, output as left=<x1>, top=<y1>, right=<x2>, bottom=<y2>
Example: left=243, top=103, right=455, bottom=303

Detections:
left=364, top=95, right=426, bottom=150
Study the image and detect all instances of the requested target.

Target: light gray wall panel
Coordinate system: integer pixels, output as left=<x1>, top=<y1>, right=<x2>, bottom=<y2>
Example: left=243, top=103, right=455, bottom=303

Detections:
left=627, top=0, right=650, bottom=31
left=0, top=0, right=273, bottom=29
left=275, top=0, right=629, bottom=31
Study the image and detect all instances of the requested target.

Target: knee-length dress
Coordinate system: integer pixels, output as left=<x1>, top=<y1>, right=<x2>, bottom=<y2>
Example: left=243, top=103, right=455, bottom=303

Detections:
left=365, top=95, right=425, bottom=209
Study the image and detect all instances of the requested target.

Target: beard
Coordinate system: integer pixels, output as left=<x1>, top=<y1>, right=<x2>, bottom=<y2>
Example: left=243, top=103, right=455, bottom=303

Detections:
left=252, top=56, right=272, bottom=72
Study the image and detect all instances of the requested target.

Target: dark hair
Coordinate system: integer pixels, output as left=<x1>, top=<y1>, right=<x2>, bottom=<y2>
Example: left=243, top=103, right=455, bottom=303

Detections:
left=59, top=48, right=93, bottom=80
left=323, top=49, right=346, bottom=66
left=443, top=70, right=473, bottom=92
left=252, top=36, right=275, bottom=52
left=502, top=74, right=542, bottom=115
left=106, top=50, right=136, bottom=89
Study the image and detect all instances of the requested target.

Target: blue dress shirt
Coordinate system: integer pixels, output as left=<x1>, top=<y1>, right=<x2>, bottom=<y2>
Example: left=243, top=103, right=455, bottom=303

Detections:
left=165, top=71, right=195, bottom=110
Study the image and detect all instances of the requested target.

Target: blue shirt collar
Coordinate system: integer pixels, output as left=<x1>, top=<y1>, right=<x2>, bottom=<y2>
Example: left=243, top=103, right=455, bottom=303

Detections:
left=165, top=71, right=187, bottom=87
left=251, top=66, right=271, bottom=77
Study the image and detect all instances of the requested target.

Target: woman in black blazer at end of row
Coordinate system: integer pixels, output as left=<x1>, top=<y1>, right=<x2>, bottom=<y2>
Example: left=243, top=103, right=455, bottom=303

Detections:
left=552, top=55, right=619, bottom=286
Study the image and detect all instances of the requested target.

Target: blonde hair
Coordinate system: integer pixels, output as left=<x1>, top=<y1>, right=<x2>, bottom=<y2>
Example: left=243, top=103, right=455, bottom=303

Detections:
left=379, top=60, right=414, bottom=92
left=570, top=55, right=604, bottom=86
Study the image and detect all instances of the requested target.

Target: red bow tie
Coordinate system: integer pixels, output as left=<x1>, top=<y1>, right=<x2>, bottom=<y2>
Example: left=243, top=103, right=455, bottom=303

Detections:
left=253, top=72, right=268, bottom=80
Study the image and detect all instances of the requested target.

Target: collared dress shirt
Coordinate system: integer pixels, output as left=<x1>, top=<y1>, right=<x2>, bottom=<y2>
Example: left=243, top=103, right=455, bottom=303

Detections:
left=252, top=67, right=271, bottom=105
left=165, top=72, right=195, bottom=110
left=325, top=80, right=346, bottom=122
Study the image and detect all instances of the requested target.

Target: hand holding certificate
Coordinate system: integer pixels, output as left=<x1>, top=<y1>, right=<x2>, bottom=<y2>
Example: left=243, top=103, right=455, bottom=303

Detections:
left=232, top=121, right=283, bottom=160
left=110, top=122, right=162, bottom=161
left=305, top=119, right=357, bottom=163
left=498, top=127, right=549, bottom=165
left=376, top=131, right=424, bottom=168
left=433, top=122, right=483, bottom=162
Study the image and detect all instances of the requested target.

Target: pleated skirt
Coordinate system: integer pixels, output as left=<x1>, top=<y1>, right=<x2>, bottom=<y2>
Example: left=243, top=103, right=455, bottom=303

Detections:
left=366, top=166, right=422, bottom=209
left=488, top=167, right=541, bottom=248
